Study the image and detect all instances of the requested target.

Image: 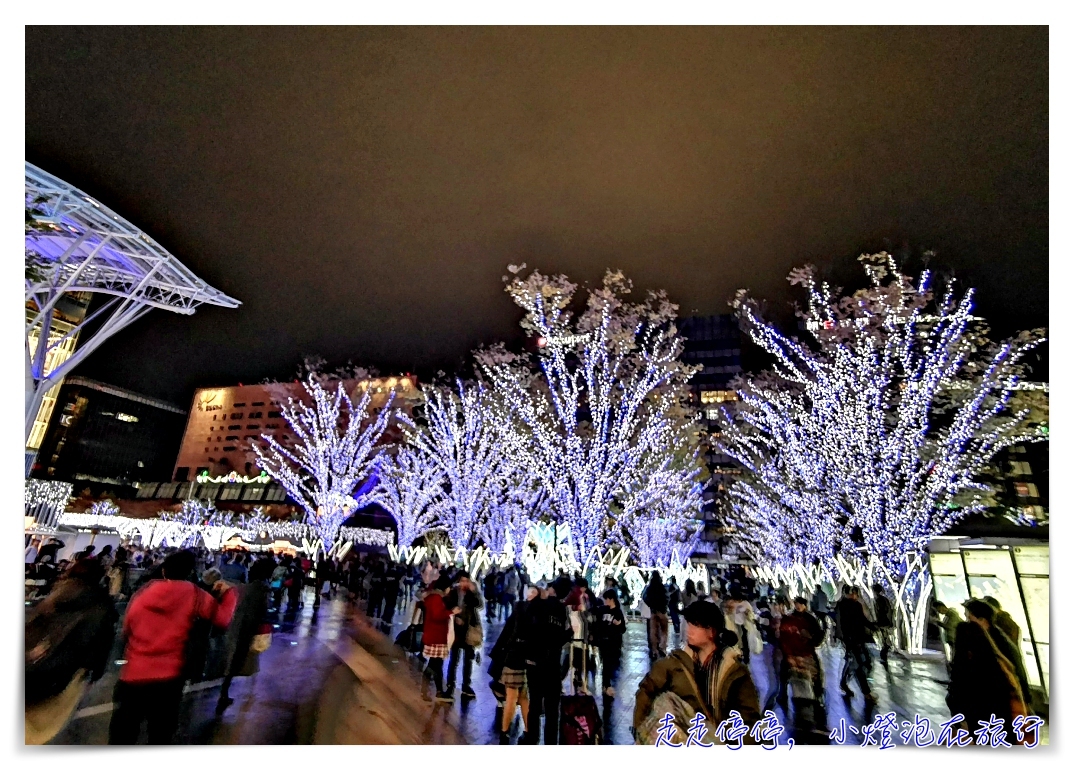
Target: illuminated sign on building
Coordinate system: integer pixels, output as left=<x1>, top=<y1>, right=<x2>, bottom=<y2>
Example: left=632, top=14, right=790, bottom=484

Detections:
left=196, top=470, right=271, bottom=484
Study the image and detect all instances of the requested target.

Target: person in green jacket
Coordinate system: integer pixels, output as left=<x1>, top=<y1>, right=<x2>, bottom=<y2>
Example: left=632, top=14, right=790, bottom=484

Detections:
left=634, top=600, right=761, bottom=744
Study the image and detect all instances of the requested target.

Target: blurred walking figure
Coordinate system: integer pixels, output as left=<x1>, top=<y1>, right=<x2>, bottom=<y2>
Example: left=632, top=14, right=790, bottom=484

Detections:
left=382, top=561, right=402, bottom=624
left=776, top=597, right=825, bottom=711
left=835, top=585, right=877, bottom=705
left=216, top=557, right=275, bottom=715
left=964, top=598, right=1032, bottom=710
left=872, top=584, right=896, bottom=665
left=983, top=596, right=1022, bottom=649
left=525, top=581, right=571, bottom=744
left=593, top=588, right=626, bottom=726
left=726, top=593, right=757, bottom=663
left=947, top=621, right=1027, bottom=744
left=667, top=576, right=682, bottom=634
left=444, top=571, right=483, bottom=700
left=642, top=571, right=669, bottom=660
left=933, top=601, right=963, bottom=663
left=810, top=584, right=832, bottom=634
left=108, top=550, right=237, bottom=744
left=26, top=559, right=118, bottom=745
left=502, top=565, right=521, bottom=621
left=421, top=574, right=458, bottom=702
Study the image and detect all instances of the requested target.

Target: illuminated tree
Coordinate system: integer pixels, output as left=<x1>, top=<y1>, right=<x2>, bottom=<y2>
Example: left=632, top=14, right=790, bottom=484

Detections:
left=400, top=380, right=513, bottom=550
left=480, top=266, right=701, bottom=563
left=370, top=446, right=446, bottom=547
left=253, top=374, right=395, bottom=552
left=718, top=253, right=1047, bottom=650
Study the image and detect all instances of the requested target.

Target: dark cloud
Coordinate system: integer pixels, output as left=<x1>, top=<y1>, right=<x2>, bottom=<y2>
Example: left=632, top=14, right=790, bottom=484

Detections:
left=26, top=26, right=1048, bottom=404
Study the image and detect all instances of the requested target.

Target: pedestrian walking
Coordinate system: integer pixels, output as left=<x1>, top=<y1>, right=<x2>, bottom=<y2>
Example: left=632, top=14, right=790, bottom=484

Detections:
left=524, top=581, right=571, bottom=744
left=872, top=583, right=896, bottom=665
left=642, top=571, right=669, bottom=660
left=489, top=586, right=534, bottom=743
left=835, top=585, right=877, bottom=705
left=26, top=559, right=118, bottom=745
left=444, top=571, right=483, bottom=700
left=667, top=576, right=682, bottom=634
left=593, top=588, right=626, bottom=725
left=947, top=620, right=1028, bottom=744
left=216, top=557, right=274, bottom=715
left=108, top=550, right=237, bottom=744
left=965, top=598, right=1032, bottom=710
left=421, top=574, right=458, bottom=702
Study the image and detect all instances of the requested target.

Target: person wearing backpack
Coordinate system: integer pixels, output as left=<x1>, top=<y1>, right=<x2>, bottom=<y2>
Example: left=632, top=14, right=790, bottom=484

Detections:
left=25, top=558, right=118, bottom=744
left=108, top=550, right=237, bottom=744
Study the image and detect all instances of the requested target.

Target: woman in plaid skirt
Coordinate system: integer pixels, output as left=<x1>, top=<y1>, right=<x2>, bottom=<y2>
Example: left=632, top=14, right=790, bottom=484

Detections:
left=422, top=574, right=458, bottom=701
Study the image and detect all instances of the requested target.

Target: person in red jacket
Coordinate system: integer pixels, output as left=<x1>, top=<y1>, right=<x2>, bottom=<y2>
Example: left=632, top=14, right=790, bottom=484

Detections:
left=108, top=550, right=237, bottom=744
left=421, top=574, right=459, bottom=702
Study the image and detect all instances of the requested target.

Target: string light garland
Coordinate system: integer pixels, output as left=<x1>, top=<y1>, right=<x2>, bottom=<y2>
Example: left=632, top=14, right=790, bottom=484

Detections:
left=369, top=446, right=447, bottom=548
left=717, top=252, right=1047, bottom=651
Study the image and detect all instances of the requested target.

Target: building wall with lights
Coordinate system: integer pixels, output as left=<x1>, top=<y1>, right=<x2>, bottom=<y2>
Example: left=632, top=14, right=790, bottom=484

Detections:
left=679, top=314, right=745, bottom=557
left=30, top=377, right=188, bottom=488
left=172, top=376, right=422, bottom=481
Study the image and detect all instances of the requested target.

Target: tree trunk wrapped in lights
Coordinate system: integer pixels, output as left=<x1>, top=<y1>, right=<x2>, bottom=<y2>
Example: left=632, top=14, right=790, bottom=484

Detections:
left=718, top=253, right=1047, bottom=651
left=253, top=374, right=395, bottom=554
left=479, top=266, right=703, bottom=565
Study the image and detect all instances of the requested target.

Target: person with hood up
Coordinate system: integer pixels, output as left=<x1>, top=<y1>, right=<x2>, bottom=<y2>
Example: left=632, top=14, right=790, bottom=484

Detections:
left=108, top=550, right=237, bottom=744
left=634, top=600, right=761, bottom=745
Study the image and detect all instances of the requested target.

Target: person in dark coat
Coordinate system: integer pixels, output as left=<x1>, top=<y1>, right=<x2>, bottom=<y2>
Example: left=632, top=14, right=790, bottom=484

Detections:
left=947, top=620, right=1027, bottom=744
left=593, top=588, right=627, bottom=724
left=285, top=556, right=305, bottom=612
left=642, top=571, right=670, bottom=660
left=444, top=571, right=484, bottom=699
left=524, top=581, right=571, bottom=744
left=25, top=559, right=118, bottom=744
left=872, top=584, right=895, bottom=665
left=835, top=585, right=877, bottom=704
left=965, top=599, right=1032, bottom=711
left=382, top=562, right=402, bottom=624
left=216, top=558, right=274, bottom=714
left=489, top=586, right=535, bottom=743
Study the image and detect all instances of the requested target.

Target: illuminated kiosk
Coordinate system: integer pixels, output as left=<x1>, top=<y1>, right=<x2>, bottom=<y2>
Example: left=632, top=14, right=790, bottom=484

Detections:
left=25, top=161, right=240, bottom=465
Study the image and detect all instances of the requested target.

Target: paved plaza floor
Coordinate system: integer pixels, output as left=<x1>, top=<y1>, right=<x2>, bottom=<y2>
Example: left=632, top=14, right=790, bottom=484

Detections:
left=49, top=589, right=1045, bottom=746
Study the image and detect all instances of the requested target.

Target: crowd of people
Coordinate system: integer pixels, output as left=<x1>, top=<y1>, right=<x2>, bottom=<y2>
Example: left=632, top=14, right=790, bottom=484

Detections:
left=24, top=535, right=1040, bottom=746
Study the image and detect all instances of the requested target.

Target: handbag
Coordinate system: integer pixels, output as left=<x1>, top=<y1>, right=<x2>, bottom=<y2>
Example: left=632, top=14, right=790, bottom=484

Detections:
left=466, top=618, right=483, bottom=647
left=250, top=623, right=273, bottom=654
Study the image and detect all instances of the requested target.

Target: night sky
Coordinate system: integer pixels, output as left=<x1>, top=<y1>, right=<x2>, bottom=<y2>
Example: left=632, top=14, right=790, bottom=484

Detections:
left=26, top=27, right=1048, bottom=408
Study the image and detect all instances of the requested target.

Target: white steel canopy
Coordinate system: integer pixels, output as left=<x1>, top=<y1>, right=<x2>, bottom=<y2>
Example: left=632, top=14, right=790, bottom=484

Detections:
left=25, top=161, right=240, bottom=442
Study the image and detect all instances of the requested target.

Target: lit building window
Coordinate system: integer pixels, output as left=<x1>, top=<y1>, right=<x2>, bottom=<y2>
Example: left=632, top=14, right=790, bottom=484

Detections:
left=700, top=390, right=737, bottom=405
